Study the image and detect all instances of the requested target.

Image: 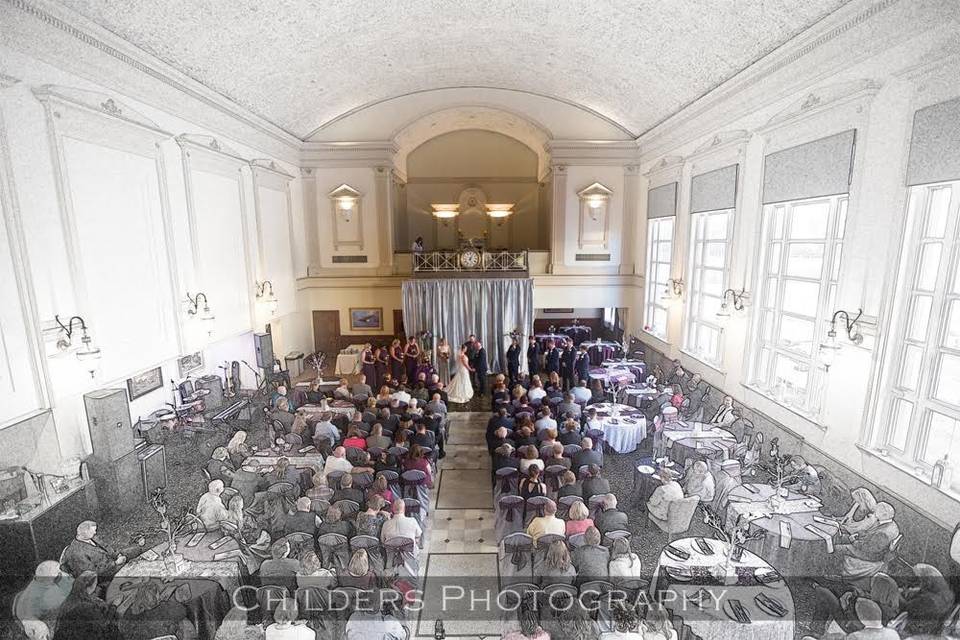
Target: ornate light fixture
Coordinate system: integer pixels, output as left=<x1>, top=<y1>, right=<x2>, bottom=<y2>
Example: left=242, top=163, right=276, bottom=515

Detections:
left=55, top=315, right=102, bottom=378
left=660, top=279, right=684, bottom=300
left=255, top=280, right=279, bottom=315
left=185, top=291, right=216, bottom=336
left=819, top=308, right=864, bottom=370
left=328, top=184, right=362, bottom=223
left=485, top=203, right=514, bottom=221
left=717, top=288, right=749, bottom=320
left=431, top=204, right=459, bottom=220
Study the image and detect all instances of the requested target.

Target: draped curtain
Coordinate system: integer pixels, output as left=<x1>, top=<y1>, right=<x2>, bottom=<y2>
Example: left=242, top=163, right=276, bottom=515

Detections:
left=401, top=278, right=534, bottom=375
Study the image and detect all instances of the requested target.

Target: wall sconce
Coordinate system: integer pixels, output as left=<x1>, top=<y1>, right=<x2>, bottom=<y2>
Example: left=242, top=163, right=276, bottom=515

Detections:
left=485, top=203, right=514, bottom=225
left=577, top=182, right=613, bottom=222
left=660, top=279, right=684, bottom=300
left=185, top=291, right=216, bottom=336
left=255, top=280, right=279, bottom=315
left=716, top=288, right=749, bottom=321
left=55, top=315, right=102, bottom=378
left=328, top=184, right=362, bottom=223
left=819, top=308, right=864, bottom=370
left=431, top=204, right=459, bottom=227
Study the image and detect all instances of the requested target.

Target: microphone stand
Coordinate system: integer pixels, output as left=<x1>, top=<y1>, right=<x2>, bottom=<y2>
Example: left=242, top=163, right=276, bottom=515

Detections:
left=241, top=360, right=265, bottom=396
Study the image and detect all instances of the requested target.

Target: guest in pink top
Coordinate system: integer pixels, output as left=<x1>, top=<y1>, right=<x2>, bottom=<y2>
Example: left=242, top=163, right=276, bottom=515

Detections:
left=502, top=595, right=550, bottom=640
left=565, top=501, right=595, bottom=537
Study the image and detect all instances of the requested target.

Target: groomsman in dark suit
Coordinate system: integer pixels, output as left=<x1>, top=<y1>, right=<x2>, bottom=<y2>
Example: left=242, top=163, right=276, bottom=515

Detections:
left=545, top=339, right=561, bottom=376
left=561, top=339, right=576, bottom=390
left=506, top=338, right=521, bottom=387
left=473, top=340, right=488, bottom=396
left=574, top=344, right=591, bottom=387
left=526, top=336, right=540, bottom=379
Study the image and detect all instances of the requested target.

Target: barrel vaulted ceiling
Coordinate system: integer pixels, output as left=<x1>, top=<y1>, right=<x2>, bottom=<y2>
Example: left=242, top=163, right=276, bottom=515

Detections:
left=55, top=0, right=851, bottom=140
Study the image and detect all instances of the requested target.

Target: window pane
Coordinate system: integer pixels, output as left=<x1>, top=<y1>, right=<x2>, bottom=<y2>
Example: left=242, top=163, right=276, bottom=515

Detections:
left=944, top=300, right=960, bottom=350
left=836, top=198, right=848, bottom=239
left=907, top=296, right=932, bottom=341
left=789, top=201, right=830, bottom=239
left=899, top=344, right=923, bottom=392
left=922, top=412, right=959, bottom=465
left=705, top=213, right=729, bottom=240
left=785, top=243, right=825, bottom=278
left=773, top=354, right=808, bottom=396
left=764, top=278, right=778, bottom=307
left=761, top=311, right=774, bottom=342
left=659, top=220, right=673, bottom=240
left=772, top=207, right=785, bottom=239
left=701, top=269, right=723, bottom=296
left=778, top=315, right=815, bottom=355
left=652, top=307, right=667, bottom=335
left=933, top=353, right=960, bottom=406
left=831, top=244, right=843, bottom=281
left=926, top=187, right=952, bottom=238
left=767, top=243, right=781, bottom=275
left=782, top=280, right=821, bottom=317
left=699, top=294, right=722, bottom=316
left=703, top=242, right=725, bottom=268
left=656, top=242, right=672, bottom=262
left=888, top=399, right=913, bottom=451
left=916, top=243, right=942, bottom=291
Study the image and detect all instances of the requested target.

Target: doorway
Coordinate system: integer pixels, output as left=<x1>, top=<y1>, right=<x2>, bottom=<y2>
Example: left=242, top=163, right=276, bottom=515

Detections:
left=312, top=311, right=340, bottom=359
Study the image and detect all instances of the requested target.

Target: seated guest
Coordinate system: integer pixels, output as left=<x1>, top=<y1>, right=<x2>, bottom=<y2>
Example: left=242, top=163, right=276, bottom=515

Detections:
left=527, top=380, right=547, bottom=403
left=502, top=594, right=550, bottom=640
left=284, top=497, right=320, bottom=536
left=836, top=502, right=899, bottom=580
left=305, top=382, right=325, bottom=405
left=402, top=444, right=434, bottom=487
left=682, top=460, right=715, bottom=504
left=305, top=473, right=331, bottom=500
left=374, top=450, right=401, bottom=475
left=526, top=500, right=565, bottom=545
left=581, top=466, right=610, bottom=503
left=60, top=521, right=139, bottom=579
left=514, top=426, right=537, bottom=449
left=608, top=538, right=643, bottom=583
left=640, top=603, right=678, bottom=640
left=589, top=379, right=606, bottom=404
left=546, top=443, right=571, bottom=470
left=784, top=455, right=822, bottom=494
left=599, top=601, right=643, bottom=640
left=519, top=445, right=545, bottom=475
left=584, top=408, right=602, bottom=433
left=271, top=457, right=303, bottom=492
left=290, top=409, right=309, bottom=438
left=572, top=437, right=602, bottom=470
left=206, top=446, right=236, bottom=483
left=333, top=473, right=365, bottom=507
left=391, top=386, right=412, bottom=404
left=322, top=447, right=354, bottom=478
left=811, top=572, right=901, bottom=637
left=361, top=398, right=379, bottom=423
left=356, top=496, right=389, bottom=538
left=557, top=393, right=581, bottom=420
left=380, top=499, right=423, bottom=551
left=365, top=423, right=392, bottom=451
left=712, top=459, right=743, bottom=512
left=901, top=563, right=956, bottom=637
left=352, top=374, right=373, bottom=399
left=595, top=494, right=628, bottom=534
left=343, top=427, right=367, bottom=451
left=220, top=494, right=258, bottom=542
left=411, top=383, right=430, bottom=404
left=709, top=395, right=737, bottom=426
left=377, top=407, right=400, bottom=433
left=351, top=451, right=376, bottom=476
left=558, top=420, right=581, bottom=446
left=317, top=506, right=354, bottom=538
left=535, top=408, right=558, bottom=434
left=570, top=526, right=609, bottom=583
left=426, top=393, right=448, bottom=419
left=546, top=371, right=563, bottom=395
left=538, top=428, right=558, bottom=447
left=196, top=479, right=230, bottom=530
left=334, top=378, right=352, bottom=400
left=410, top=421, right=436, bottom=449
left=226, top=430, right=254, bottom=466
left=842, top=487, right=880, bottom=535
left=571, top=380, right=591, bottom=405
left=296, top=551, right=335, bottom=590
left=15, top=561, right=73, bottom=639
left=367, top=474, right=396, bottom=507
left=376, top=385, right=393, bottom=404
left=557, top=471, right=581, bottom=499
left=846, top=598, right=900, bottom=640
left=265, top=598, right=316, bottom=639
left=565, top=500, right=594, bottom=537
left=259, top=541, right=300, bottom=590
left=52, top=571, right=120, bottom=640
left=231, top=458, right=270, bottom=506
left=271, top=398, right=296, bottom=431
left=406, top=397, right=424, bottom=418
left=493, top=444, right=520, bottom=480
left=118, top=579, right=188, bottom=640
left=537, top=540, right=576, bottom=587
left=339, top=549, right=376, bottom=589
left=312, top=413, right=340, bottom=450
left=519, top=467, right=548, bottom=501
left=647, top=468, right=683, bottom=522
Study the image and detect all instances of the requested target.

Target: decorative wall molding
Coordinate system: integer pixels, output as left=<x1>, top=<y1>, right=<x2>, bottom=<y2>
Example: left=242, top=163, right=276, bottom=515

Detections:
left=0, top=73, right=21, bottom=89
left=33, top=84, right=170, bottom=141
left=546, top=139, right=640, bottom=166
left=250, top=158, right=294, bottom=181
left=175, top=133, right=247, bottom=165
left=758, top=79, right=882, bottom=134
left=643, top=155, right=684, bottom=188
left=300, top=141, right=398, bottom=169
left=327, top=183, right=364, bottom=251
left=576, top=182, right=613, bottom=250
left=687, top=130, right=751, bottom=160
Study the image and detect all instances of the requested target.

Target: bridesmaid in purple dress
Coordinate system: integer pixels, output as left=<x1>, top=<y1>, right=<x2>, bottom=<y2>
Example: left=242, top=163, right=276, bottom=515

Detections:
left=374, top=346, right=388, bottom=391
left=360, top=344, right=376, bottom=389
left=404, top=336, right=421, bottom=383
left=389, top=339, right=405, bottom=381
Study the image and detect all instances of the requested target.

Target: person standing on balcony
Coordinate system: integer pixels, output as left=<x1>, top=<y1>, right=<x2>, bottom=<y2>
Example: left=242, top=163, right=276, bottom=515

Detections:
left=411, top=236, right=424, bottom=252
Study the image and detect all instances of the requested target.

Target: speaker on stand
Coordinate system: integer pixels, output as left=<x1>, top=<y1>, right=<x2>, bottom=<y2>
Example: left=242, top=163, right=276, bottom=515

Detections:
left=196, top=374, right=224, bottom=409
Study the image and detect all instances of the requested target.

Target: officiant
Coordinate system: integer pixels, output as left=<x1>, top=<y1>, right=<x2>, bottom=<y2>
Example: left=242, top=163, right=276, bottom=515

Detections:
left=472, top=340, right=488, bottom=396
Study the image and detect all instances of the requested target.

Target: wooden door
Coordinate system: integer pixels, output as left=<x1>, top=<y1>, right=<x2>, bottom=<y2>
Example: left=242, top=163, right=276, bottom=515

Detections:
left=393, top=309, right=406, bottom=339
left=312, top=311, right=341, bottom=362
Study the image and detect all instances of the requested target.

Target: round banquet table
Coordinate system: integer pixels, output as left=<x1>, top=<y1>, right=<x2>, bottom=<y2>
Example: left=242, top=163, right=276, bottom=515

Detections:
left=661, top=422, right=738, bottom=467
left=623, top=385, right=660, bottom=409
left=600, top=359, right=646, bottom=380
left=589, top=403, right=645, bottom=453
left=534, top=333, right=567, bottom=351
left=588, top=367, right=636, bottom=386
left=586, top=340, right=622, bottom=365
left=651, top=537, right=796, bottom=640
left=725, top=483, right=839, bottom=577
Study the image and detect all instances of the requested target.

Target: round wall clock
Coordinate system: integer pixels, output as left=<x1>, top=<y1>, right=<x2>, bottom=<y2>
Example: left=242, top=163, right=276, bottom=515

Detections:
left=459, top=248, right=482, bottom=269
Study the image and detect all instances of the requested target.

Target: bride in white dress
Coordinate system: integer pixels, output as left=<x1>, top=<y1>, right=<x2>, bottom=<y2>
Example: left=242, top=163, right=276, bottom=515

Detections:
left=446, top=346, right=475, bottom=404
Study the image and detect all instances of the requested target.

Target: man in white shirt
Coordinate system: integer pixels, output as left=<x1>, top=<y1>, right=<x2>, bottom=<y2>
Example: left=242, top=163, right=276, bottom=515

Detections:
left=391, top=387, right=412, bottom=404
left=570, top=380, right=591, bottom=404
left=322, top=447, right=353, bottom=478
left=646, top=468, right=684, bottom=522
left=710, top=395, right=737, bottom=426
left=196, top=479, right=230, bottom=530
left=534, top=408, right=558, bottom=434
left=525, top=501, right=565, bottom=545
left=380, top=500, right=423, bottom=551
left=527, top=384, right=547, bottom=403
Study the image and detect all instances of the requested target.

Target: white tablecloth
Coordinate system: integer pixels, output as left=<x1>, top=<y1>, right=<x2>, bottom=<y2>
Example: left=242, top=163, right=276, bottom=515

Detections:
left=651, top=537, right=795, bottom=640
left=335, top=353, right=361, bottom=375
left=597, top=415, right=646, bottom=453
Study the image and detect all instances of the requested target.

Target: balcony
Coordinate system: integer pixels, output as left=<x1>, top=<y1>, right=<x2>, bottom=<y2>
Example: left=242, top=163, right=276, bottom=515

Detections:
left=411, top=249, right=530, bottom=277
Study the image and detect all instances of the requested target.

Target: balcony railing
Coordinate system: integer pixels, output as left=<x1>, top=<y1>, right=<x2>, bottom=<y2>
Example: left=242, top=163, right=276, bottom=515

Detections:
left=412, top=249, right=529, bottom=275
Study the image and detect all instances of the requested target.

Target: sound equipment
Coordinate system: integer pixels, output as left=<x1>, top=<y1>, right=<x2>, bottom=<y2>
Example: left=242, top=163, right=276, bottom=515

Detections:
left=212, top=398, right=251, bottom=425
left=196, top=374, right=224, bottom=409
left=136, top=443, right=167, bottom=500
left=178, top=379, right=195, bottom=403
left=83, top=388, right=135, bottom=462
left=231, top=360, right=241, bottom=393
left=254, top=332, right=274, bottom=369
left=87, top=451, right=141, bottom=514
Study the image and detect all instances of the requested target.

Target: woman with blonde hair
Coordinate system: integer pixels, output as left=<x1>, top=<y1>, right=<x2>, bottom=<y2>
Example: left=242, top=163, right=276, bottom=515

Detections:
left=519, top=446, right=544, bottom=475
left=565, top=500, right=594, bottom=537
left=608, top=537, right=643, bottom=582
left=840, top=487, right=879, bottom=535
left=226, top=431, right=253, bottom=466
left=538, top=539, right=575, bottom=587
left=334, top=379, right=351, bottom=401
left=339, top=549, right=375, bottom=589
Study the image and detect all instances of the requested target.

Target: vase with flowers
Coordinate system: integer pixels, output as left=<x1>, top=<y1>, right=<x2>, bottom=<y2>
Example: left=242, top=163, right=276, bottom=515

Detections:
left=701, top=506, right=766, bottom=585
left=744, top=437, right=800, bottom=511
left=139, top=488, right=195, bottom=573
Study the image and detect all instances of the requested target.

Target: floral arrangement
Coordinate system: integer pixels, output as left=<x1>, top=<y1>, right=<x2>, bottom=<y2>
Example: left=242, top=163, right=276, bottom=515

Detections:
left=700, top=504, right=766, bottom=580
left=505, top=327, right=524, bottom=341
left=135, top=488, right=194, bottom=561
left=747, top=438, right=801, bottom=491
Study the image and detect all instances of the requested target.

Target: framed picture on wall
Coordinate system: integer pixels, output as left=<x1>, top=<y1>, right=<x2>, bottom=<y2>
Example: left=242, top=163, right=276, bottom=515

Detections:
left=349, top=307, right=383, bottom=331
left=126, top=366, right=163, bottom=400
left=177, top=351, right=204, bottom=377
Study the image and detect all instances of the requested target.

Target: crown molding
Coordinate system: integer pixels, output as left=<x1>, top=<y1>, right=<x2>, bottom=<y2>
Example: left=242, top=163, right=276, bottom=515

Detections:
left=32, top=83, right=170, bottom=137
left=546, top=139, right=640, bottom=165
left=250, top=158, right=295, bottom=181
left=5, top=0, right=301, bottom=159
left=300, top=141, right=399, bottom=169
left=637, top=0, right=915, bottom=161
left=686, top=130, right=751, bottom=161
left=643, top=155, right=684, bottom=179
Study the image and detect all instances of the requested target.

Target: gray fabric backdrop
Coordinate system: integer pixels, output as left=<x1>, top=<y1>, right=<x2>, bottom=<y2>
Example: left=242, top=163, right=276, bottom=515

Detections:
left=401, top=278, right=534, bottom=375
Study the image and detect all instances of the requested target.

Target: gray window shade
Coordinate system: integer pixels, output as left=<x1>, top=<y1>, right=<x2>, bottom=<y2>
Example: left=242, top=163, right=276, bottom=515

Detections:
left=762, top=130, right=856, bottom=204
left=690, top=164, right=738, bottom=213
left=648, top=182, right=677, bottom=218
left=906, top=97, right=960, bottom=187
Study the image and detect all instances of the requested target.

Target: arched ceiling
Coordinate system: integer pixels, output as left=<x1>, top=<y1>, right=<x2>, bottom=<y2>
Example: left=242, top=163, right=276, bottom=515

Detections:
left=56, top=0, right=851, bottom=140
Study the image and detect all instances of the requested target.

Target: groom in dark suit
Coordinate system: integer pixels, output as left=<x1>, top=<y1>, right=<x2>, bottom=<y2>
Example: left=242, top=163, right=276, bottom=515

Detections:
left=473, top=340, right=488, bottom=396
left=463, top=334, right=478, bottom=386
